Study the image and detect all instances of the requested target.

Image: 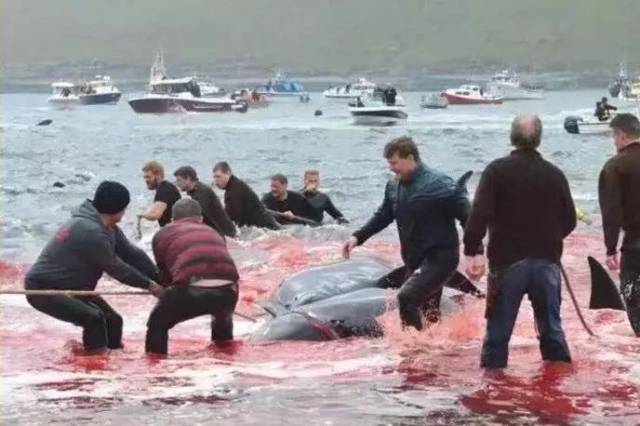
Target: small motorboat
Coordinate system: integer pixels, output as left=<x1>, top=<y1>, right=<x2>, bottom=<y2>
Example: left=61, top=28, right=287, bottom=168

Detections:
left=564, top=116, right=612, bottom=135
left=48, top=82, right=79, bottom=106
left=609, top=63, right=632, bottom=99
left=256, top=73, right=309, bottom=101
left=420, top=93, right=448, bottom=109
left=78, top=75, right=122, bottom=105
left=442, top=85, right=503, bottom=105
left=486, top=69, right=544, bottom=101
left=323, top=78, right=376, bottom=99
left=350, top=88, right=408, bottom=126
left=231, top=88, right=270, bottom=108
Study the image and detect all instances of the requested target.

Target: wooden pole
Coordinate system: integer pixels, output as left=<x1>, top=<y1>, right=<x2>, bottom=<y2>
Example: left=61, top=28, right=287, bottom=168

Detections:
left=0, top=289, right=257, bottom=322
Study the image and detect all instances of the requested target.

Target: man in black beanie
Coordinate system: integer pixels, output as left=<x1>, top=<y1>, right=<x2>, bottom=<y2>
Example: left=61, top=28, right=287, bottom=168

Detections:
left=25, top=181, right=164, bottom=354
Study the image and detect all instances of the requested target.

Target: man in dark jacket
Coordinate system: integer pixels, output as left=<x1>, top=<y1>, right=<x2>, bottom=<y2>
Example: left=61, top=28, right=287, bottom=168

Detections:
left=174, top=166, right=237, bottom=238
left=300, top=169, right=348, bottom=224
left=147, top=198, right=240, bottom=355
left=598, top=113, right=640, bottom=336
left=342, top=136, right=470, bottom=330
left=262, top=174, right=319, bottom=226
left=212, top=161, right=281, bottom=230
left=464, top=115, right=576, bottom=369
left=25, top=181, right=163, bottom=353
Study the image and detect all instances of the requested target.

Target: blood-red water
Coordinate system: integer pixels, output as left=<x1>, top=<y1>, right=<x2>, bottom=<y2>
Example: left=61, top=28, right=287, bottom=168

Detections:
left=2, top=232, right=639, bottom=425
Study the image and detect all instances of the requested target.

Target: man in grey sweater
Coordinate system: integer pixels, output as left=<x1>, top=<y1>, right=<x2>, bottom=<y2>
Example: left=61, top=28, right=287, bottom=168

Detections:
left=25, top=181, right=163, bottom=353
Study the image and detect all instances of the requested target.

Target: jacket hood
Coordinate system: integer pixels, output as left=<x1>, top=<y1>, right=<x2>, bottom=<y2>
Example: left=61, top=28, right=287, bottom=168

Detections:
left=72, top=199, right=103, bottom=224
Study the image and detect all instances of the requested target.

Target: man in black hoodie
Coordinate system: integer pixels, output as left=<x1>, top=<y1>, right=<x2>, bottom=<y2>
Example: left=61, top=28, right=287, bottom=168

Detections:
left=212, top=161, right=280, bottom=230
left=25, top=181, right=163, bottom=353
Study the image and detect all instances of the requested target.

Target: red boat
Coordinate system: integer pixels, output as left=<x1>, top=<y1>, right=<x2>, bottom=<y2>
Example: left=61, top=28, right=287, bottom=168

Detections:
left=442, top=85, right=503, bottom=105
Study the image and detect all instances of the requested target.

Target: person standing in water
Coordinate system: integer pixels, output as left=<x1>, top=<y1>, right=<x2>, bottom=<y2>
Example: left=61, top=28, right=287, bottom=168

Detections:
left=138, top=161, right=181, bottom=228
left=598, top=113, right=640, bottom=336
left=300, top=169, right=348, bottom=224
left=342, top=136, right=470, bottom=330
left=464, top=115, right=576, bottom=368
left=262, top=174, right=319, bottom=225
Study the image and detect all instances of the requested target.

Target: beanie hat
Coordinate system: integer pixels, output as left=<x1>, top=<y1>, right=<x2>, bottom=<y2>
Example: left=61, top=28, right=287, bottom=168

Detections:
left=92, top=181, right=130, bottom=214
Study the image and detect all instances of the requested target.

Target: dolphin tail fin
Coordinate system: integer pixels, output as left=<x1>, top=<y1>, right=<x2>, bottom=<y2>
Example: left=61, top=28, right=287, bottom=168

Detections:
left=444, top=270, right=485, bottom=298
left=455, top=171, right=473, bottom=194
left=588, top=256, right=625, bottom=310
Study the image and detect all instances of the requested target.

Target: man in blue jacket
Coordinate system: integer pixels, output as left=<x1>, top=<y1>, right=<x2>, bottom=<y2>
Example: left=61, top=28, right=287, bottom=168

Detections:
left=342, top=136, right=470, bottom=330
left=25, top=181, right=163, bottom=353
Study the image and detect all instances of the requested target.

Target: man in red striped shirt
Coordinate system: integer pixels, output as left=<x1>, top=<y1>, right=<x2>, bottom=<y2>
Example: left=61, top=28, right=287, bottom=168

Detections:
left=146, top=198, right=240, bottom=355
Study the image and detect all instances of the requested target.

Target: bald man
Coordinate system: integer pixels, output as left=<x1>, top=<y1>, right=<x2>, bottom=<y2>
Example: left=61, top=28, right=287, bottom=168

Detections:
left=463, top=115, right=576, bottom=369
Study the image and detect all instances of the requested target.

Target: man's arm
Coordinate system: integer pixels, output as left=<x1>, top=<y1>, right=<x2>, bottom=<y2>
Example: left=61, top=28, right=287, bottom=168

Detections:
left=114, top=227, right=159, bottom=282
left=83, top=230, right=154, bottom=289
left=207, top=192, right=237, bottom=238
left=138, top=201, right=167, bottom=221
left=352, top=182, right=395, bottom=245
left=598, top=163, right=623, bottom=255
left=324, top=195, right=348, bottom=223
left=151, top=231, right=171, bottom=286
left=559, top=174, right=577, bottom=238
left=463, top=166, right=495, bottom=256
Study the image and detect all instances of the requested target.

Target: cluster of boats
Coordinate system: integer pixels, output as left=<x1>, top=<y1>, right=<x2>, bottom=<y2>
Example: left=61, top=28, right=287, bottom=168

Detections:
left=48, top=76, right=122, bottom=106
left=608, top=63, right=640, bottom=101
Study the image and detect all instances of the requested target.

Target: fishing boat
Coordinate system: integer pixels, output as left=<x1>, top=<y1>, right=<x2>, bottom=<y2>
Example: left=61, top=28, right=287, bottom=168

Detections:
left=564, top=116, right=612, bottom=135
left=256, top=73, right=309, bottom=101
left=441, top=85, right=503, bottom=105
left=486, top=69, right=544, bottom=100
left=78, top=75, right=122, bottom=105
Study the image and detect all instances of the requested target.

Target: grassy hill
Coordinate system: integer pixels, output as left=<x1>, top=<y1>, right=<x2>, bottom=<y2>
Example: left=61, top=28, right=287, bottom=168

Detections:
left=2, top=0, right=639, bottom=74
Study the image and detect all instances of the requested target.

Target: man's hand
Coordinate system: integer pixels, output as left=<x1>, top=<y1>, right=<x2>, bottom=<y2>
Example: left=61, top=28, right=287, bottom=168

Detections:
left=606, top=254, right=619, bottom=271
left=465, top=255, right=486, bottom=281
left=342, top=236, right=358, bottom=259
left=148, top=281, right=165, bottom=298
left=282, top=211, right=295, bottom=219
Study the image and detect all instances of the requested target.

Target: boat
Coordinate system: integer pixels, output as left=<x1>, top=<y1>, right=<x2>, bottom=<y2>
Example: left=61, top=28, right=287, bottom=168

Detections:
left=231, top=88, right=270, bottom=108
left=420, top=93, right=448, bottom=109
left=323, top=78, right=376, bottom=99
left=78, top=75, right=122, bottom=105
left=199, top=81, right=227, bottom=97
left=349, top=88, right=408, bottom=126
left=128, top=77, right=248, bottom=113
left=609, top=63, right=632, bottom=99
left=441, top=85, right=503, bottom=105
left=564, top=116, right=612, bottom=135
left=619, top=76, right=640, bottom=101
left=129, top=51, right=247, bottom=113
left=48, top=82, right=79, bottom=106
left=256, top=73, right=309, bottom=101
left=486, top=69, right=544, bottom=100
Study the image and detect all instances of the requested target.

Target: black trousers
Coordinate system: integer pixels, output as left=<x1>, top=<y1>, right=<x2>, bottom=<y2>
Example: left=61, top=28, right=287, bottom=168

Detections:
left=377, top=250, right=458, bottom=330
left=620, top=247, right=640, bottom=337
left=26, top=294, right=123, bottom=350
left=145, top=284, right=238, bottom=355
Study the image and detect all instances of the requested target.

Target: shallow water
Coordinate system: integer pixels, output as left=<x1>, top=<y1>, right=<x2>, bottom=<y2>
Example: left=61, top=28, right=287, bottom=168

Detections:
left=1, top=92, right=639, bottom=425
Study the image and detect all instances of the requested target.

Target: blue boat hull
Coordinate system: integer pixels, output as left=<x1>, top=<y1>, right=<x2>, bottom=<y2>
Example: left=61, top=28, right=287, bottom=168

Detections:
left=79, top=92, right=122, bottom=105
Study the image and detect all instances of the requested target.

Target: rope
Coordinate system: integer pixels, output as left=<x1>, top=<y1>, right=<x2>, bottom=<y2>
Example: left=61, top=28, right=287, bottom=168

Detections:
left=560, top=264, right=595, bottom=336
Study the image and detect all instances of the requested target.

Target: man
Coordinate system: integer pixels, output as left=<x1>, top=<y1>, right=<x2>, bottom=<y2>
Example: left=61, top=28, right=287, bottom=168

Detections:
left=138, top=161, right=181, bottom=227
left=300, top=169, right=348, bottom=224
left=147, top=198, right=240, bottom=355
left=24, top=181, right=163, bottom=353
left=262, top=174, right=319, bottom=226
left=174, top=166, right=237, bottom=238
left=598, top=113, right=640, bottom=336
left=464, top=115, right=576, bottom=369
left=342, top=136, right=470, bottom=330
left=212, top=161, right=281, bottom=230
left=594, top=97, right=617, bottom=122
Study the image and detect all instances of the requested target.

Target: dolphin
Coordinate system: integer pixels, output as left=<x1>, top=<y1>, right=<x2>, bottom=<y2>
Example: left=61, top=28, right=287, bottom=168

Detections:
left=588, top=256, right=625, bottom=310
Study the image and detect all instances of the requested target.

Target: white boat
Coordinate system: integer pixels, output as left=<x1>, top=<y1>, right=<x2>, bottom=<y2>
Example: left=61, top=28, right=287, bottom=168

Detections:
left=231, top=88, right=270, bottom=108
left=48, top=82, right=79, bottom=106
left=564, top=116, right=612, bottom=135
left=199, top=81, right=227, bottom=97
left=349, top=89, right=408, bottom=126
left=78, top=75, right=121, bottom=105
left=323, top=78, right=376, bottom=99
left=442, top=85, right=503, bottom=105
left=256, top=73, right=309, bottom=101
left=128, top=78, right=247, bottom=114
left=420, top=93, right=448, bottom=109
left=486, top=70, right=544, bottom=100
left=619, top=76, right=640, bottom=102
left=609, top=63, right=632, bottom=99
